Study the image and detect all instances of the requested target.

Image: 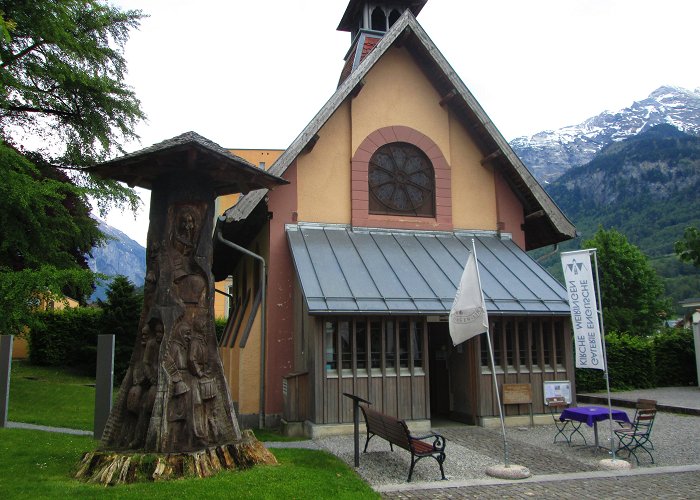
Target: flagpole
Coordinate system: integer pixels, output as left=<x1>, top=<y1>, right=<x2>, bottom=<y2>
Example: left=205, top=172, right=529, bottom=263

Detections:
left=591, top=249, right=616, bottom=461
left=472, top=239, right=509, bottom=467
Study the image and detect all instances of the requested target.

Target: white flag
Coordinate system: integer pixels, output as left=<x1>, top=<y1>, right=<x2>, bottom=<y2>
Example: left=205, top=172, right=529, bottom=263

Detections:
left=449, top=249, right=488, bottom=346
left=561, top=250, right=606, bottom=371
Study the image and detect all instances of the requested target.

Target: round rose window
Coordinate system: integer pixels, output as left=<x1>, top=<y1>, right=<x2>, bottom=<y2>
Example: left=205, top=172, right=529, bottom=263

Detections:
left=368, top=142, right=435, bottom=217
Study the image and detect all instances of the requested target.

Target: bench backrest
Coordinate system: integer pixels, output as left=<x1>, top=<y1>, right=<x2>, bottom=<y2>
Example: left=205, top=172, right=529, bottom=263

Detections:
left=360, top=405, right=412, bottom=451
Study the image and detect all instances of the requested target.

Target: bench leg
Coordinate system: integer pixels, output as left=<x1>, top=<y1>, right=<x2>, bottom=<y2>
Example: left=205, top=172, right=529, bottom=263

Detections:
left=436, top=452, right=446, bottom=480
left=407, top=454, right=446, bottom=482
left=363, top=432, right=372, bottom=453
left=407, top=458, right=416, bottom=482
left=364, top=432, right=394, bottom=453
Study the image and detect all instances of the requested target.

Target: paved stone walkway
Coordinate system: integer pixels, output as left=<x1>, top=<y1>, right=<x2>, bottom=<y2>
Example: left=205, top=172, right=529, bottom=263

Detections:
left=437, top=426, right=598, bottom=475
left=5, top=421, right=93, bottom=436
left=377, top=386, right=700, bottom=498
left=380, top=468, right=700, bottom=499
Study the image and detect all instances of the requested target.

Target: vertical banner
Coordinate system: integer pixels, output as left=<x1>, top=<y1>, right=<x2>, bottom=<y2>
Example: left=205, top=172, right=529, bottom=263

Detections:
left=561, top=250, right=606, bottom=371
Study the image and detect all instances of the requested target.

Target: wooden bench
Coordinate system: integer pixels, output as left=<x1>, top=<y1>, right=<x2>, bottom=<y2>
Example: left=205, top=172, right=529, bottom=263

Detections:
left=359, top=404, right=446, bottom=482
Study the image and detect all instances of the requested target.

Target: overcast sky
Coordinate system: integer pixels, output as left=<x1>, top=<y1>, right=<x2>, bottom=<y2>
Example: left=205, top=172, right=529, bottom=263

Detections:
left=103, top=0, right=700, bottom=246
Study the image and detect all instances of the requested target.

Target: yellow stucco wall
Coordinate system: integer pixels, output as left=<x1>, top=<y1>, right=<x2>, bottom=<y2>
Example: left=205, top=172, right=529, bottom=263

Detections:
left=237, top=306, right=262, bottom=414
left=448, top=113, right=498, bottom=230
left=217, top=227, right=269, bottom=416
left=214, top=191, right=237, bottom=320
left=12, top=334, right=29, bottom=359
left=351, top=47, right=451, bottom=162
left=229, top=149, right=284, bottom=171
left=294, top=46, right=500, bottom=230
left=296, top=103, right=352, bottom=223
left=213, top=149, right=283, bottom=318
left=213, top=277, right=233, bottom=319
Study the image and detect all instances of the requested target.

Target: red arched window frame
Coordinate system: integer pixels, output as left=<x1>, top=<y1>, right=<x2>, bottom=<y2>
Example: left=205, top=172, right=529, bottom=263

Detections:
left=351, top=126, right=452, bottom=230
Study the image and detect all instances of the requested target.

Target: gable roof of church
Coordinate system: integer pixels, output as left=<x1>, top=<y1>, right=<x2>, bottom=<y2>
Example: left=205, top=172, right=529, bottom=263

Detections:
left=222, top=10, right=575, bottom=250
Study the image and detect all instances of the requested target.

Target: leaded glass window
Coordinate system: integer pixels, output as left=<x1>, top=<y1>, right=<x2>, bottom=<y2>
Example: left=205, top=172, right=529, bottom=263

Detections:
left=368, top=142, right=435, bottom=217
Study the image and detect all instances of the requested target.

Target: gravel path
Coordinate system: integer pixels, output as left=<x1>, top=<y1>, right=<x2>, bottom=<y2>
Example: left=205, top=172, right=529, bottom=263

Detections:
left=312, top=408, right=700, bottom=487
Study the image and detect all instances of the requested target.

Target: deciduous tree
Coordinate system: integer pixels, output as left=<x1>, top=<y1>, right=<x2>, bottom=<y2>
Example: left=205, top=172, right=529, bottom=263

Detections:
left=675, top=226, right=700, bottom=268
left=1, top=0, right=145, bottom=168
left=0, top=1, right=145, bottom=334
left=583, top=227, right=670, bottom=335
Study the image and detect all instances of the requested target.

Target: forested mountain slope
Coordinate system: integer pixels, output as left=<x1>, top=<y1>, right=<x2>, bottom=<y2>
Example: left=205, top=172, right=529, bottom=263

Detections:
left=535, top=124, right=700, bottom=313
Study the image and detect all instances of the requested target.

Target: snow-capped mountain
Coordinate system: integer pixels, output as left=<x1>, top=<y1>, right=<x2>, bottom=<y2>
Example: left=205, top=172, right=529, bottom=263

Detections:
left=510, top=86, right=700, bottom=183
left=87, top=220, right=146, bottom=301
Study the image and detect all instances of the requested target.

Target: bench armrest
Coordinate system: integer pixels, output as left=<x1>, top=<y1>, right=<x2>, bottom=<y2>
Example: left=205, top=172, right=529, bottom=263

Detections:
left=410, top=431, right=446, bottom=452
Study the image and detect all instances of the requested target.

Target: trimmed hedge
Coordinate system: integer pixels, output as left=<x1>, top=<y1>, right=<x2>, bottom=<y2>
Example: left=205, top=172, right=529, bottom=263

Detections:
left=654, top=328, right=697, bottom=387
left=29, top=308, right=103, bottom=373
left=29, top=276, right=143, bottom=381
left=28, top=310, right=227, bottom=382
left=575, top=327, right=697, bottom=392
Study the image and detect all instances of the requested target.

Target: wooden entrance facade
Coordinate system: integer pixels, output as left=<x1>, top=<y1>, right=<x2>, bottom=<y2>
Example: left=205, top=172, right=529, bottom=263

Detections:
left=287, top=313, right=574, bottom=426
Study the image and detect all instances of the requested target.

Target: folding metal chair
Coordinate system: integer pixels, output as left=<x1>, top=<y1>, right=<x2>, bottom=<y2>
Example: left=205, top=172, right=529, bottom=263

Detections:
left=615, top=408, right=657, bottom=464
left=546, top=396, right=586, bottom=446
left=616, top=398, right=657, bottom=450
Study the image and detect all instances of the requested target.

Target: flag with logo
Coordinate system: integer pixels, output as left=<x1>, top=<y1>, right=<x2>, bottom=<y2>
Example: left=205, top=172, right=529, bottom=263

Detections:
left=561, top=249, right=606, bottom=371
left=449, top=247, right=489, bottom=346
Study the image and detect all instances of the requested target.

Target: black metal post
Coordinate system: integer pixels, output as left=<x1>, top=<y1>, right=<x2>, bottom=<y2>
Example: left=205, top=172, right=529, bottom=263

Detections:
left=342, top=392, right=371, bottom=467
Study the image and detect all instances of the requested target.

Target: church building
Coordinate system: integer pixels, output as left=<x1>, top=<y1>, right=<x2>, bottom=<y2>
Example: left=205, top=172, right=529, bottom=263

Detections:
left=212, top=0, right=577, bottom=434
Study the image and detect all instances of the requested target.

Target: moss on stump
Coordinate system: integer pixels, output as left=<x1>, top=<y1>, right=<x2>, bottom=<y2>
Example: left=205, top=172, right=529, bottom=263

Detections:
left=75, top=430, right=277, bottom=485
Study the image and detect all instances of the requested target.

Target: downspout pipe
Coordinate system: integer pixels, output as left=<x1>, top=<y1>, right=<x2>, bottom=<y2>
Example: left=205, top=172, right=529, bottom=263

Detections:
left=216, top=217, right=267, bottom=430
left=536, top=243, right=559, bottom=263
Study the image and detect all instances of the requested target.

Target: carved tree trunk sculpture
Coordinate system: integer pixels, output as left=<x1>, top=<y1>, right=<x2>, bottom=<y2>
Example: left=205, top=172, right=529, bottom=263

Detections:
left=77, top=172, right=276, bottom=483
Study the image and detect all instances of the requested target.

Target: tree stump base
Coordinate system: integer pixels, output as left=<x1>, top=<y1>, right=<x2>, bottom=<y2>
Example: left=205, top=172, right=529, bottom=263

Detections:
left=75, top=430, right=277, bottom=485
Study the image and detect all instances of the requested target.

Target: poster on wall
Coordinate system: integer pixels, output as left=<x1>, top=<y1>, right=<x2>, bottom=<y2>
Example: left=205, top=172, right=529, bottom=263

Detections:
left=543, top=380, right=572, bottom=405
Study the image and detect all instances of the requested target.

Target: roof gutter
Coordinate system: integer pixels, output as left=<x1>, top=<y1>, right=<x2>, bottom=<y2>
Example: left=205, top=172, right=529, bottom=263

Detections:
left=216, top=218, right=267, bottom=430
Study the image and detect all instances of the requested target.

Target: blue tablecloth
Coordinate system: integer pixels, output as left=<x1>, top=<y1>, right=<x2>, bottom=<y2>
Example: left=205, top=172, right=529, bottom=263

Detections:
left=560, top=406, right=630, bottom=427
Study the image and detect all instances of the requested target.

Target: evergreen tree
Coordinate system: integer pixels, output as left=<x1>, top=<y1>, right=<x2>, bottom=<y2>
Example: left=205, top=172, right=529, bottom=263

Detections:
left=583, top=228, right=670, bottom=335
left=99, top=275, right=142, bottom=381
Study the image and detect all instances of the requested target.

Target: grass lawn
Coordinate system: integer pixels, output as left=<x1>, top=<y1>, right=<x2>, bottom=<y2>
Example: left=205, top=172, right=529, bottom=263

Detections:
left=8, top=360, right=308, bottom=441
left=3, top=361, right=377, bottom=498
left=0, top=428, right=379, bottom=499
left=8, top=360, right=96, bottom=430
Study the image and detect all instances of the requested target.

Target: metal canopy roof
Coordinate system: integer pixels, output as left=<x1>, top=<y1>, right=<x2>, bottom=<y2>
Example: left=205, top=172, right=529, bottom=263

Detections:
left=286, top=225, right=570, bottom=316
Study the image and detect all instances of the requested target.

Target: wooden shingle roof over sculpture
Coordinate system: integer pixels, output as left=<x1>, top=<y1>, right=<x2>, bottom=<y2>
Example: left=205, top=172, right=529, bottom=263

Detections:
left=88, top=131, right=288, bottom=196
left=223, top=11, right=574, bottom=250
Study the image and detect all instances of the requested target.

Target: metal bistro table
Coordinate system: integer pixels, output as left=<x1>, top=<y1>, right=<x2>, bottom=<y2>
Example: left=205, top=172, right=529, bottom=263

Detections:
left=560, top=406, right=630, bottom=452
